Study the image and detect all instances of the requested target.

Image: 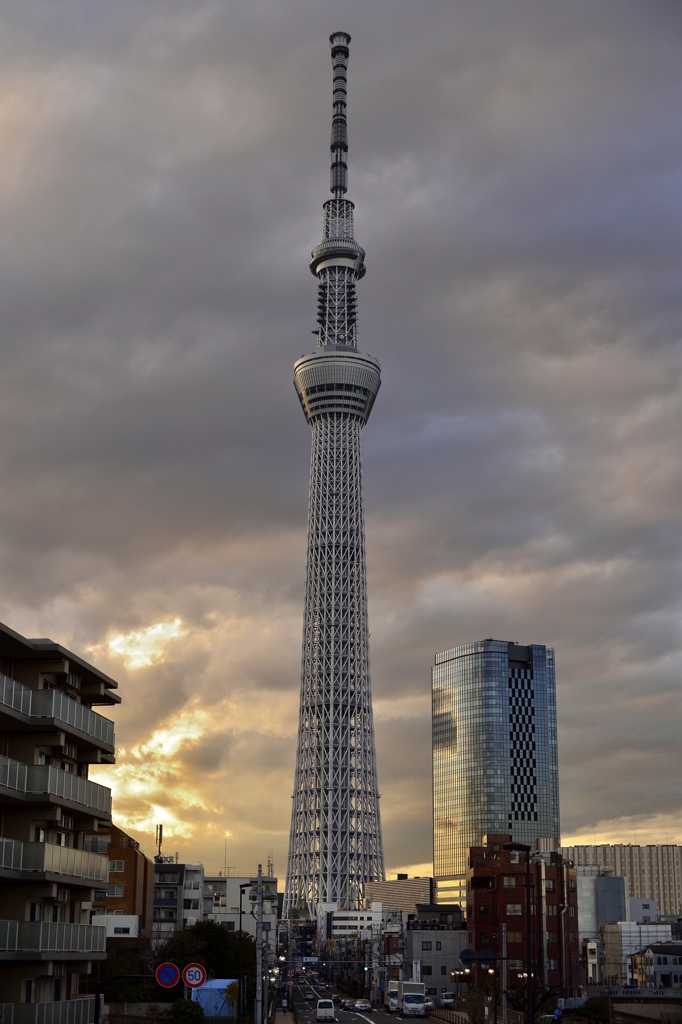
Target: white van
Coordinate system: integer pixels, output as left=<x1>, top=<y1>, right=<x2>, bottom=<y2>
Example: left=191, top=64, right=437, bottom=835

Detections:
left=316, top=999, right=335, bottom=1022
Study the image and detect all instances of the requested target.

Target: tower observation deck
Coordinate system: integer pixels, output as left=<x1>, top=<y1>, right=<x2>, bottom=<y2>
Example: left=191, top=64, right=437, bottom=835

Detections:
left=284, top=32, right=385, bottom=919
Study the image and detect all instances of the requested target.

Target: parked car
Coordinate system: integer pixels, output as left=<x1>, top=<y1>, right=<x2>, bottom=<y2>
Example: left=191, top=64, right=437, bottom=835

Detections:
left=424, top=999, right=435, bottom=1011
left=342, top=1000, right=357, bottom=1010
left=439, top=995, right=454, bottom=1009
left=354, top=1000, right=372, bottom=1013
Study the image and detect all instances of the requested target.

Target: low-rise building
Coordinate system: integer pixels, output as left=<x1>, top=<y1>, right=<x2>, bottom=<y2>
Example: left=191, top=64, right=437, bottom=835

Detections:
left=152, top=859, right=204, bottom=948
left=404, top=904, right=466, bottom=997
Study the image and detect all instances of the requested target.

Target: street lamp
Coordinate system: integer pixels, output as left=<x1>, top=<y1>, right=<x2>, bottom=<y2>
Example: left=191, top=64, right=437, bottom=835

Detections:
left=503, top=842, right=533, bottom=1024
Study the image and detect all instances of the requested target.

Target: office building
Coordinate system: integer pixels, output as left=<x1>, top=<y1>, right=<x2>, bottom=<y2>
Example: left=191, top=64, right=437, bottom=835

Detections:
left=561, top=844, right=682, bottom=917
left=0, top=619, right=118, bottom=1015
left=285, top=32, right=384, bottom=918
left=433, top=640, right=560, bottom=904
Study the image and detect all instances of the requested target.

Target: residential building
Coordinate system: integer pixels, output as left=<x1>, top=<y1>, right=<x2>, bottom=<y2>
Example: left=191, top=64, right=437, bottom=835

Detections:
left=0, top=620, right=119, bottom=1016
left=202, top=871, right=278, bottom=971
left=466, top=833, right=582, bottom=997
left=404, top=904, right=466, bottom=998
left=629, top=941, right=682, bottom=989
left=433, top=640, right=560, bottom=905
left=562, top=844, right=682, bottom=917
left=602, top=921, right=672, bottom=986
left=365, top=876, right=434, bottom=916
left=152, top=859, right=204, bottom=948
left=89, top=822, right=154, bottom=951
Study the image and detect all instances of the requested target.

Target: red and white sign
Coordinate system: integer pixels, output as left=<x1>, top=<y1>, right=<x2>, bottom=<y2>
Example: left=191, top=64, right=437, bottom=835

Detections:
left=156, top=962, right=181, bottom=988
left=183, top=962, right=207, bottom=989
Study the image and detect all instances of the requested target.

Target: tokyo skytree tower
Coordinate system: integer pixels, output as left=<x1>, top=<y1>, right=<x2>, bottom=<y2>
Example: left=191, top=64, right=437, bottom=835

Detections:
left=284, top=32, right=385, bottom=918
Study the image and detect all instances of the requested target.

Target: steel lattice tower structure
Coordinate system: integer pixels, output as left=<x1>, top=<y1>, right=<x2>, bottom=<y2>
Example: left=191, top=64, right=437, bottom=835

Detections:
left=284, top=32, right=385, bottom=919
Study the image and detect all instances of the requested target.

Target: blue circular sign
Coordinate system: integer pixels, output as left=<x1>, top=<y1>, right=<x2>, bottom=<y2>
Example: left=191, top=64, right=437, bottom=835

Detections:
left=460, top=949, right=476, bottom=966
left=156, top=962, right=181, bottom=988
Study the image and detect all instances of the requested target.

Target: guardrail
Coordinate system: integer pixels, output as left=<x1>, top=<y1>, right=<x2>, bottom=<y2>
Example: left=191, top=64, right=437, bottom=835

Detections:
left=13, top=998, right=95, bottom=1024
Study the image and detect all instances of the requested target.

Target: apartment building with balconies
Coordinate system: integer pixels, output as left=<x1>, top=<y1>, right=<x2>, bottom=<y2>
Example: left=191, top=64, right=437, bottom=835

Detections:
left=0, top=620, right=119, bottom=1021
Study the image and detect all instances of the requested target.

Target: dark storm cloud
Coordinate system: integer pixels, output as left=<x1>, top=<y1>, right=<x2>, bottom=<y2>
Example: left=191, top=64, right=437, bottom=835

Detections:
left=1, top=0, right=681, bottom=871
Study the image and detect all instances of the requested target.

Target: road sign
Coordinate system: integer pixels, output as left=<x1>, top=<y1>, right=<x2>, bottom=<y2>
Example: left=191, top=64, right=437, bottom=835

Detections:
left=182, top=963, right=207, bottom=989
left=156, top=962, right=181, bottom=988
left=479, top=949, right=496, bottom=968
left=460, top=949, right=476, bottom=966
left=183, top=962, right=207, bottom=989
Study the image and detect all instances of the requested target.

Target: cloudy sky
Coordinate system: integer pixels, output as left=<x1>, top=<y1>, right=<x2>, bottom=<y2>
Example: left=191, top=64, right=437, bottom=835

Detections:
left=1, top=0, right=681, bottom=879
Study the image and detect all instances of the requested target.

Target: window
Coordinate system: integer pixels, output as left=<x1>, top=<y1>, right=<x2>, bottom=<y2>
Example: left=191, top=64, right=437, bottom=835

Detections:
left=479, top=932, right=490, bottom=945
left=30, top=901, right=41, bottom=922
left=545, top=880, right=555, bottom=892
left=479, top=905, right=489, bottom=916
left=113, top=927, right=131, bottom=934
left=503, top=876, right=516, bottom=887
left=546, top=904, right=558, bottom=917
left=441, top=967, right=447, bottom=976
left=547, top=959, right=559, bottom=971
left=85, top=835, right=109, bottom=853
left=25, top=980, right=35, bottom=1004
left=506, top=904, right=522, bottom=916
left=507, top=932, right=522, bottom=944
left=107, top=884, right=124, bottom=897
left=547, top=931, right=558, bottom=944
left=568, top=906, right=576, bottom=917
left=422, top=942, right=432, bottom=951
left=508, top=959, right=523, bottom=970
left=221, top=921, right=236, bottom=931
left=436, top=942, right=442, bottom=951
left=38, top=752, right=51, bottom=766
left=109, top=860, right=125, bottom=873
left=34, top=827, right=46, bottom=843
left=569, top=933, right=577, bottom=945
left=422, top=967, right=432, bottom=976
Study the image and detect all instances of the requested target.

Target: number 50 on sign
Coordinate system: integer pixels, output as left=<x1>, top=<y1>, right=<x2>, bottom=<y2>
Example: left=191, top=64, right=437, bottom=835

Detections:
left=183, top=962, right=207, bottom=988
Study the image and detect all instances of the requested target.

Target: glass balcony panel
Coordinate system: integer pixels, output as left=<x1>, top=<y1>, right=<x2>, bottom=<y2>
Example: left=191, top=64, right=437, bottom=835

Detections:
left=0, top=757, right=111, bottom=816
left=16, top=921, right=106, bottom=953
left=0, top=755, right=27, bottom=792
left=0, top=920, right=19, bottom=951
left=13, top=997, right=95, bottom=1024
left=0, top=673, right=114, bottom=747
left=0, top=837, right=23, bottom=870
left=0, top=1005, right=13, bottom=1024
left=19, top=841, right=109, bottom=882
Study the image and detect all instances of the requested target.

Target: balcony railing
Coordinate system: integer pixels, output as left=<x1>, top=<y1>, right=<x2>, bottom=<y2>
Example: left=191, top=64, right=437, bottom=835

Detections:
left=13, top=998, right=95, bottom=1024
left=0, top=920, right=106, bottom=953
left=0, top=1005, right=13, bottom=1024
left=0, top=837, right=108, bottom=882
left=0, top=674, right=114, bottom=747
left=0, top=756, right=111, bottom=815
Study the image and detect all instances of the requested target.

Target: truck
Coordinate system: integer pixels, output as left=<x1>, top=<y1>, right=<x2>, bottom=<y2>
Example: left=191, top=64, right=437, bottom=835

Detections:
left=398, top=982, right=426, bottom=1017
left=386, top=982, right=399, bottom=1013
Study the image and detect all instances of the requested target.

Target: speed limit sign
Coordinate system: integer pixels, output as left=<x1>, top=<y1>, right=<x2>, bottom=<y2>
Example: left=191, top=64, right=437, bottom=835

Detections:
left=182, top=962, right=207, bottom=989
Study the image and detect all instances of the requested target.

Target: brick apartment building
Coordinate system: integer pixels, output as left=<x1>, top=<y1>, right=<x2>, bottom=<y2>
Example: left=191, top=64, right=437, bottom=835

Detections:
left=466, top=834, right=583, bottom=997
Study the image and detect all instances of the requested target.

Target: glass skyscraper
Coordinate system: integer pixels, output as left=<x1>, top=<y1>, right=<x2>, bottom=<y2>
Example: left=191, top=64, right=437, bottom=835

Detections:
left=432, top=639, right=560, bottom=904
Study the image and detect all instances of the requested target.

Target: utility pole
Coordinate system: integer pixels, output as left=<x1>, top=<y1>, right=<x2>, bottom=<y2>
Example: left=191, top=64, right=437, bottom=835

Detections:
left=256, top=864, right=264, bottom=1024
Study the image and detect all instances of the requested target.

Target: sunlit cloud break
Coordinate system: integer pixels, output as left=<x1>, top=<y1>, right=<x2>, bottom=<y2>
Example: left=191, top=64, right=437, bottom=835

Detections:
left=107, top=618, right=186, bottom=669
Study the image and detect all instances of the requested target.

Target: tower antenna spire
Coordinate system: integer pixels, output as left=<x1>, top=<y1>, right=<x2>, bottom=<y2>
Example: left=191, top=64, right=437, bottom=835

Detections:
left=285, top=33, right=384, bottom=919
left=329, top=31, right=351, bottom=196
